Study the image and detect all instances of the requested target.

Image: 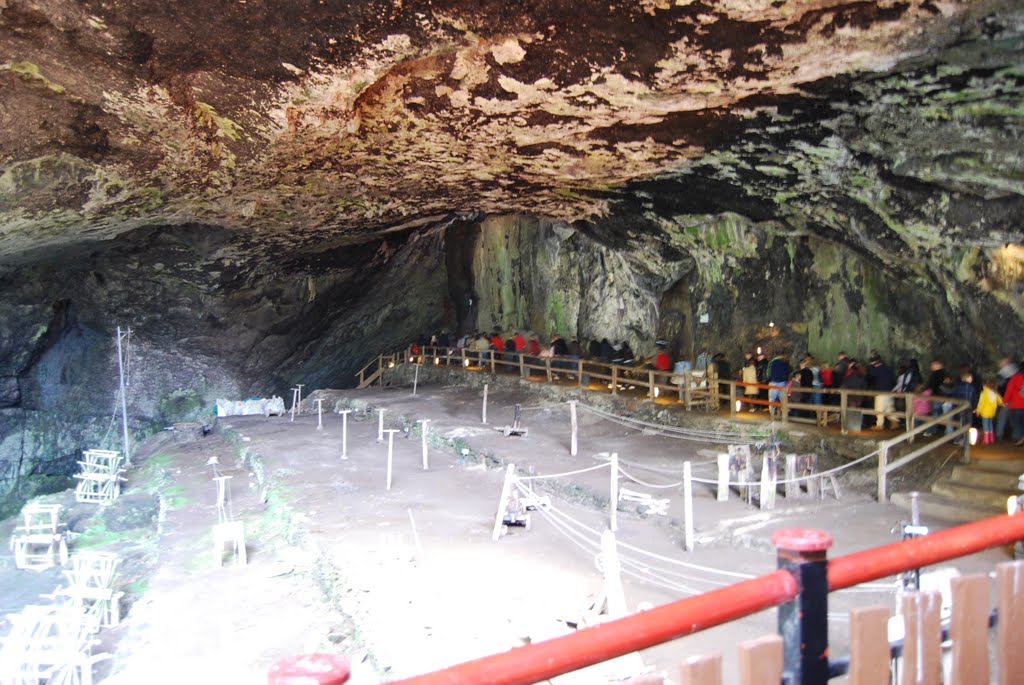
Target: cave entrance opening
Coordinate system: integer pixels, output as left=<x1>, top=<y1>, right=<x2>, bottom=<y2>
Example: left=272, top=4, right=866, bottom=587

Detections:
left=444, top=219, right=480, bottom=336
left=658, top=276, right=694, bottom=364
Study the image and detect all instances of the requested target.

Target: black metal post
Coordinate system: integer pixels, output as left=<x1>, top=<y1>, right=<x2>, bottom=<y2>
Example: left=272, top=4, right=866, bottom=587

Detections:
left=772, top=528, right=833, bottom=685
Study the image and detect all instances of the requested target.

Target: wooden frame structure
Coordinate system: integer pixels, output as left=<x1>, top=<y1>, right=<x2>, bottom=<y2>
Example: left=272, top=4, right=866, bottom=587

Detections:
left=0, top=604, right=110, bottom=685
left=74, top=449, right=125, bottom=505
left=47, top=552, right=124, bottom=633
left=10, top=503, right=68, bottom=571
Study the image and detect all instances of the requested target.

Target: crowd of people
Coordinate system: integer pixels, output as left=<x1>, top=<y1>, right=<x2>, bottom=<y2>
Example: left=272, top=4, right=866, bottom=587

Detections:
left=410, top=329, right=1024, bottom=447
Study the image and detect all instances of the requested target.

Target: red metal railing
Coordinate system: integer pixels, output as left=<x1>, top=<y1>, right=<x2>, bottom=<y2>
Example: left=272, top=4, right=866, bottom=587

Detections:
left=271, top=513, right=1024, bottom=685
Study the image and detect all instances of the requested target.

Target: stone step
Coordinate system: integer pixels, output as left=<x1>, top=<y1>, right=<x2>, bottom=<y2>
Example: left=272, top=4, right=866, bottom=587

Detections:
left=930, top=480, right=1016, bottom=511
left=950, top=465, right=1021, bottom=490
left=890, top=492, right=1003, bottom=525
left=964, top=459, right=1024, bottom=474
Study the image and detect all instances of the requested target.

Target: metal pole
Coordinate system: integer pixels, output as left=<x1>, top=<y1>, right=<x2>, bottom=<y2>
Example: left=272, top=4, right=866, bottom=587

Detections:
left=609, top=452, right=619, bottom=532
left=773, top=528, right=833, bottom=685
left=340, top=410, right=351, bottom=460
left=115, top=326, right=131, bottom=465
left=569, top=401, right=578, bottom=457
left=418, top=419, right=430, bottom=470
left=315, top=399, right=324, bottom=431
left=482, top=384, right=488, bottom=424
left=413, top=364, right=420, bottom=395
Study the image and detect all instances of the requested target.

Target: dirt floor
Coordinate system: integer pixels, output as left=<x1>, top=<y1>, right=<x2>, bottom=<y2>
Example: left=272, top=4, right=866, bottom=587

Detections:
left=0, top=381, right=1017, bottom=684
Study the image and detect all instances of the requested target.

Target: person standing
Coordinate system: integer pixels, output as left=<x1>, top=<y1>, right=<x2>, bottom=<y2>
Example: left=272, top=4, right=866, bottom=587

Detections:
left=766, top=352, right=791, bottom=419
left=1003, top=366, right=1024, bottom=446
left=996, top=357, right=1020, bottom=441
left=976, top=380, right=1003, bottom=445
left=741, top=357, right=759, bottom=410
left=866, top=352, right=897, bottom=430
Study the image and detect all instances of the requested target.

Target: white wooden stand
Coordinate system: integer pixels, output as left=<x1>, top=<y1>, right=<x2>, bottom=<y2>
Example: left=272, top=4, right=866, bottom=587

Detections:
left=213, top=521, right=247, bottom=567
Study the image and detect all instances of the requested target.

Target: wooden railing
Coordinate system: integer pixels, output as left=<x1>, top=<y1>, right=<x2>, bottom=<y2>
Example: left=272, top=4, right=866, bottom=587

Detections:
left=358, top=346, right=974, bottom=498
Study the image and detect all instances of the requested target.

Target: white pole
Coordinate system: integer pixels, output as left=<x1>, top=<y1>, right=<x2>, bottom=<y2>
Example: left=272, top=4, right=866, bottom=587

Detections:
left=785, top=453, right=797, bottom=499
left=315, top=399, right=324, bottom=431
left=569, top=400, right=578, bottom=457
left=296, top=384, right=305, bottom=412
left=290, top=388, right=298, bottom=422
left=340, top=410, right=351, bottom=460
left=716, top=453, right=729, bottom=502
left=492, top=463, right=516, bottom=541
left=683, top=461, right=695, bottom=552
left=377, top=408, right=386, bottom=442
left=609, top=452, right=619, bottom=532
left=418, top=419, right=430, bottom=470
left=482, top=384, right=489, bottom=424
left=600, top=530, right=627, bottom=619
left=413, top=364, right=420, bottom=395
left=384, top=430, right=397, bottom=491
left=115, top=326, right=131, bottom=465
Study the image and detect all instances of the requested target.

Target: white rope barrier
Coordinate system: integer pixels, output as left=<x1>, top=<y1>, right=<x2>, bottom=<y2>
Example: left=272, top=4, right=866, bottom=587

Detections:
left=577, top=403, right=759, bottom=444
left=516, top=462, right=611, bottom=481
left=616, top=465, right=682, bottom=490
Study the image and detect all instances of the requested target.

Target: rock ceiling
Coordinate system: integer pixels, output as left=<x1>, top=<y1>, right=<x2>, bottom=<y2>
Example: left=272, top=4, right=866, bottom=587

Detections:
left=3, top=0, right=1021, bottom=265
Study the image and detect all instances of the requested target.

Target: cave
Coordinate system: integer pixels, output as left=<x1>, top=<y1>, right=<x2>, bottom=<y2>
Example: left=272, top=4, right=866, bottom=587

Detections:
left=1, top=0, right=1023, bottom=680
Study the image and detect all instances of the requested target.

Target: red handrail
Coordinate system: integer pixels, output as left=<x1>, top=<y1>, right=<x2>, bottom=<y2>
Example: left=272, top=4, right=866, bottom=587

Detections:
left=385, top=513, right=1024, bottom=685
left=387, top=570, right=799, bottom=685
left=829, top=513, right=1024, bottom=590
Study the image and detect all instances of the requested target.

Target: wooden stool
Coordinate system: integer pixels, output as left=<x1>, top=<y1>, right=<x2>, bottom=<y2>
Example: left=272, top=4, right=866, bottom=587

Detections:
left=213, top=521, right=246, bottom=567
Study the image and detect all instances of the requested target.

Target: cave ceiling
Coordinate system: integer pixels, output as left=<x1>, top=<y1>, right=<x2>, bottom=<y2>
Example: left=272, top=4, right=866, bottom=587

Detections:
left=0, top=0, right=1022, bottom=267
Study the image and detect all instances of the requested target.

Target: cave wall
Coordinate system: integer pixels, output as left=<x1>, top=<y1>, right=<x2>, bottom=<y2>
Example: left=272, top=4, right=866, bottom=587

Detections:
left=0, top=222, right=446, bottom=515
left=460, top=212, right=1021, bottom=372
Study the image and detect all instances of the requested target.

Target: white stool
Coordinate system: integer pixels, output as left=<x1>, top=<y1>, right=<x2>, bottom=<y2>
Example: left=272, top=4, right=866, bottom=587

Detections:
left=212, top=521, right=246, bottom=567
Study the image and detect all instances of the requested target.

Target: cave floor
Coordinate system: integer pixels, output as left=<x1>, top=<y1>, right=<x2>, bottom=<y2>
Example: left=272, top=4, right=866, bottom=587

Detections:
left=1, top=383, right=1013, bottom=684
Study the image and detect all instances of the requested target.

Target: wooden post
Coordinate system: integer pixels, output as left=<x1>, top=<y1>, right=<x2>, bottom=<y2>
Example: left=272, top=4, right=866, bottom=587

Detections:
left=950, top=574, right=990, bottom=685
left=780, top=390, right=788, bottom=424
left=649, top=370, right=656, bottom=401
left=482, top=384, right=489, bottom=424
left=997, top=561, right=1024, bottom=685
left=730, top=383, right=737, bottom=419
left=412, top=363, right=420, bottom=395
left=683, top=461, right=694, bottom=552
left=785, top=454, right=797, bottom=500
left=314, top=398, right=324, bottom=431
left=679, top=653, right=722, bottom=685
left=546, top=358, right=552, bottom=382
left=609, top=452, right=619, bottom=532
left=738, top=634, right=783, bottom=685
left=384, top=429, right=399, bottom=491
left=906, top=396, right=915, bottom=445
left=577, top=359, right=583, bottom=389
left=418, top=419, right=430, bottom=470
left=569, top=401, right=578, bottom=457
left=489, top=350, right=496, bottom=373
left=611, top=366, right=618, bottom=395
left=847, top=605, right=891, bottom=685
left=339, top=410, right=351, bottom=460
left=840, top=390, right=849, bottom=436
left=877, top=443, right=888, bottom=502
left=377, top=408, right=386, bottom=442
left=519, top=353, right=525, bottom=378
left=717, top=453, right=729, bottom=502
left=900, top=592, right=942, bottom=685
left=684, top=371, right=693, bottom=409
left=492, top=464, right=516, bottom=541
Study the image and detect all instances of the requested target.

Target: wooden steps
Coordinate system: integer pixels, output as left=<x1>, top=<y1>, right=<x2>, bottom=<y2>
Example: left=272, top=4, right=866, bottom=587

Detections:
left=892, top=459, right=1024, bottom=523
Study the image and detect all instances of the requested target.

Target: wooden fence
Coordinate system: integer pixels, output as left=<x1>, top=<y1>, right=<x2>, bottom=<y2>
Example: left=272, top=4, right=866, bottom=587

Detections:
left=356, top=346, right=973, bottom=500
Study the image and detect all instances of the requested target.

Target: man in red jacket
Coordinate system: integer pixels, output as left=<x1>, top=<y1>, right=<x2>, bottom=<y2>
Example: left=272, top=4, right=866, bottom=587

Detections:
left=1004, top=368, right=1024, bottom=446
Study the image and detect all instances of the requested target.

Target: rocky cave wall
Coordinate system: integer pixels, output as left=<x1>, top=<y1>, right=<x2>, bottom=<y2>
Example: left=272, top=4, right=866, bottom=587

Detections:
left=0, top=223, right=446, bottom=516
